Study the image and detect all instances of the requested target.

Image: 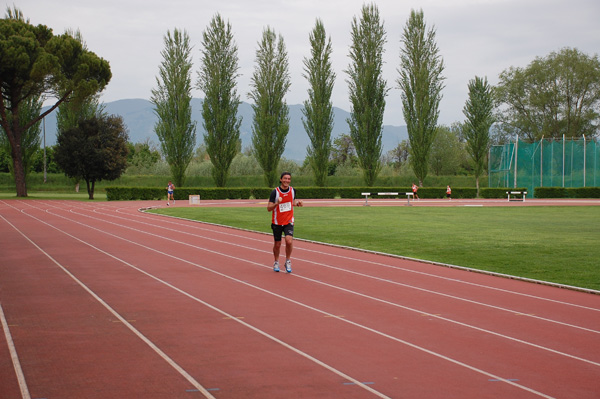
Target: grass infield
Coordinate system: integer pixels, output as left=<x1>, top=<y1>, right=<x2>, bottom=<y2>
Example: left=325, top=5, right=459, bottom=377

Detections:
left=151, top=206, right=600, bottom=292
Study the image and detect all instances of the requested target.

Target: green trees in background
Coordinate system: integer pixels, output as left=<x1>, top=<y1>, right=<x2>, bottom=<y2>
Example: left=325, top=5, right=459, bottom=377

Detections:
left=151, top=28, right=197, bottom=187
left=495, top=47, right=600, bottom=141
left=346, top=3, right=388, bottom=187
left=56, top=29, right=106, bottom=135
left=0, top=7, right=111, bottom=196
left=302, top=19, right=335, bottom=187
left=398, top=9, right=445, bottom=187
left=249, top=27, right=291, bottom=187
left=54, top=115, right=128, bottom=199
left=464, top=76, right=494, bottom=196
left=0, top=94, right=42, bottom=180
left=197, top=14, right=242, bottom=187
left=428, top=126, right=463, bottom=176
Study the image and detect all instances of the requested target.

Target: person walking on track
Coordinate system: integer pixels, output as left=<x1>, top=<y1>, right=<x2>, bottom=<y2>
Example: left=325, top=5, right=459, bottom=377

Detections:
left=446, top=185, right=452, bottom=200
left=267, top=172, right=303, bottom=273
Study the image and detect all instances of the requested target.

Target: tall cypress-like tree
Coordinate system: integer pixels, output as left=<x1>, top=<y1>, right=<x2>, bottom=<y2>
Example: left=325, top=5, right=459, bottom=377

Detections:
left=302, top=19, right=335, bottom=187
left=151, top=28, right=197, bottom=187
left=346, top=3, right=388, bottom=187
left=398, top=9, right=445, bottom=187
left=248, top=27, right=291, bottom=187
left=197, top=14, right=241, bottom=187
left=463, top=76, right=494, bottom=196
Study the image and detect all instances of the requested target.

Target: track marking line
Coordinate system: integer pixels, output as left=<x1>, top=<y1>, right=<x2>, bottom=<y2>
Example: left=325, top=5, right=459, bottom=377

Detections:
left=0, top=302, right=31, bottom=399
left=26, top=202, right=600, bottom=368
left=4, top=208, right=392, bottom=399
left=53, top=202, right=600, bottom=337
left=1, top=214, right=217, bottom=399
left=86, top=202, right=600, bottom=311
left=13, top=204, right=563, bottom=398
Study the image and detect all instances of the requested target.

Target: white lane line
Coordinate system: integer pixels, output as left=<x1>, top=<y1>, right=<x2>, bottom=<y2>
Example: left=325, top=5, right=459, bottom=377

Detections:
left=0, top=301, right=31, bottom=399
left=7, top=204, right=392, bottom=399
left=32, top=202, right=600, bottom=367
left=18, top=203, right=559, bottom=398
left=56, top=202, right=600, bottom=333
left=0, top=214, right=217, bottom=399
left=91, top=202, right=600, bottom=311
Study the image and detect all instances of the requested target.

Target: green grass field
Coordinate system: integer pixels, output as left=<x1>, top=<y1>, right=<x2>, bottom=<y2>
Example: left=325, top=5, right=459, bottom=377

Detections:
left=150, top=206, right=600, bottom=291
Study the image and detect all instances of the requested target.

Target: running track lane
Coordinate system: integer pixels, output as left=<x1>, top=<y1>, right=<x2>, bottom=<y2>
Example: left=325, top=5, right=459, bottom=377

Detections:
left=0, top=200, right=599, bottom=399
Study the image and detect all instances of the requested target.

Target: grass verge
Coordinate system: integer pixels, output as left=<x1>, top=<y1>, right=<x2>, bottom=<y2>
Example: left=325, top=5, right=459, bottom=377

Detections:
left=150, top=206, right=600, bottom=292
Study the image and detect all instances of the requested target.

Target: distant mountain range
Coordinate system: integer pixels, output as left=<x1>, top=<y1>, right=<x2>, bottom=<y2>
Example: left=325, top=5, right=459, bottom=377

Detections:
left=41, top=99, right=408, bottom=161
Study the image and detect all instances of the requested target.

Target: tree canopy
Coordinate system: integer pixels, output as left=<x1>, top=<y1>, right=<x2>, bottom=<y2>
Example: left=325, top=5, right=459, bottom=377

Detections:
left=248, top=27, right=291, bottom=187
left=398, top=9, right=445, bottom=187
left=0, top=12, right=111, bottom=196
left=464, top=76, right=494, bottom=195
left=197, top=14, right=242, bottom=187
left=151, top=28, right=197, bottom=187
left=495, top=47, right=600, bottom=141
left=54, top=115, right=128, bottom=199
left=346, top=3, right=388, bottom=187
left=302, top=19, right=335, bottom=187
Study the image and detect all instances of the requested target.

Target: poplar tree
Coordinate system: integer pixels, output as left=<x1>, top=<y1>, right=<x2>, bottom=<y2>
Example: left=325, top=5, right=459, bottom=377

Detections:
left=151, top=28, right=197, bottom=187
left=346, top=3, right=388, bottom=187
left=398, top=9, right=445, bottom=187
left=302, top=19, right=335, bottom=187
left=463, top=76, right=494, bottom=196
left=197, top=14, right=241, bottom=187
left=248, top=27, right=291, bottom=187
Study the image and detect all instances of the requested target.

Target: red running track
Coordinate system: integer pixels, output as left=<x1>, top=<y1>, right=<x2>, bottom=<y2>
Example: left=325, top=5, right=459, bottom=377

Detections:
left=1, top=199, right=599, bottom=399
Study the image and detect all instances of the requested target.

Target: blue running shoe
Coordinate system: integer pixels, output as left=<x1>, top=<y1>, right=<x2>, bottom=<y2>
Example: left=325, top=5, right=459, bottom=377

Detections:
left=273, top=261, right=280, bottom=272
left=285, top=260, right=292, bottom=273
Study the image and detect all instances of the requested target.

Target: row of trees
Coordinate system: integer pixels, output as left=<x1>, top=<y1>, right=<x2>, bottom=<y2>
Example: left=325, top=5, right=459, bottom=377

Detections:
left=2, top=5, right=599, bottom=197
left=150, top=6, right=453, bottom=190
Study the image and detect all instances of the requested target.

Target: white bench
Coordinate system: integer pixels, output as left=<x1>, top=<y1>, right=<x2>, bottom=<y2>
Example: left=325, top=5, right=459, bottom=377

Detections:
left=506, top=191, right=527, bottom=201
left=361, top=192, right=414, bottom=206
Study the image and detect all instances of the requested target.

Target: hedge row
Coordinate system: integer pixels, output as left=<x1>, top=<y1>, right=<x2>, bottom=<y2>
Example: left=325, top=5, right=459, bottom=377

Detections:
left=534, top=187, right=600, bottom=198
left=106, top=186, right=538, bottom=201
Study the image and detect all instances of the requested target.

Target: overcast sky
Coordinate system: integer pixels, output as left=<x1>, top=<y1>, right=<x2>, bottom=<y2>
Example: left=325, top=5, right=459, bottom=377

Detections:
left=11, top=0, right=600, bottom=126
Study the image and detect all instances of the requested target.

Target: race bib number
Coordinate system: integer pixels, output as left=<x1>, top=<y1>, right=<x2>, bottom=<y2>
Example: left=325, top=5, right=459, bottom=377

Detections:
left=278, top=202, right=292, bottom=212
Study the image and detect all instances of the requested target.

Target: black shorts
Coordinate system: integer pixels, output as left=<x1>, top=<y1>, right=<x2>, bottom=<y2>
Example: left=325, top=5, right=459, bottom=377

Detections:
left=271, top=223, right=294, bottom=241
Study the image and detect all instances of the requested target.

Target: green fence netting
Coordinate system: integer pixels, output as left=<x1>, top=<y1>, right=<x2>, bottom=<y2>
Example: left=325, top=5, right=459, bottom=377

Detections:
left=489, top=137, right=600, bottom=198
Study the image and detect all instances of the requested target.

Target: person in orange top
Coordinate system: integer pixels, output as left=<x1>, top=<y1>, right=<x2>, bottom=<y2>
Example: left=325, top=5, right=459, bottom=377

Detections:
left=267, top=172, right=303, bottom=273
left=446, top=185, right=452, bottom=200
left=412, top=183, right=419, bottom=200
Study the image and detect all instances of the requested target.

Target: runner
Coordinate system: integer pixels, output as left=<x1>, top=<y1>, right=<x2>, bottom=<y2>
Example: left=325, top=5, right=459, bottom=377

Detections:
left=267, top=172, right=303, bottom=273
left=412, top=183, right=420, bottom=200
left=166, top=181, right=175, bottom=206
